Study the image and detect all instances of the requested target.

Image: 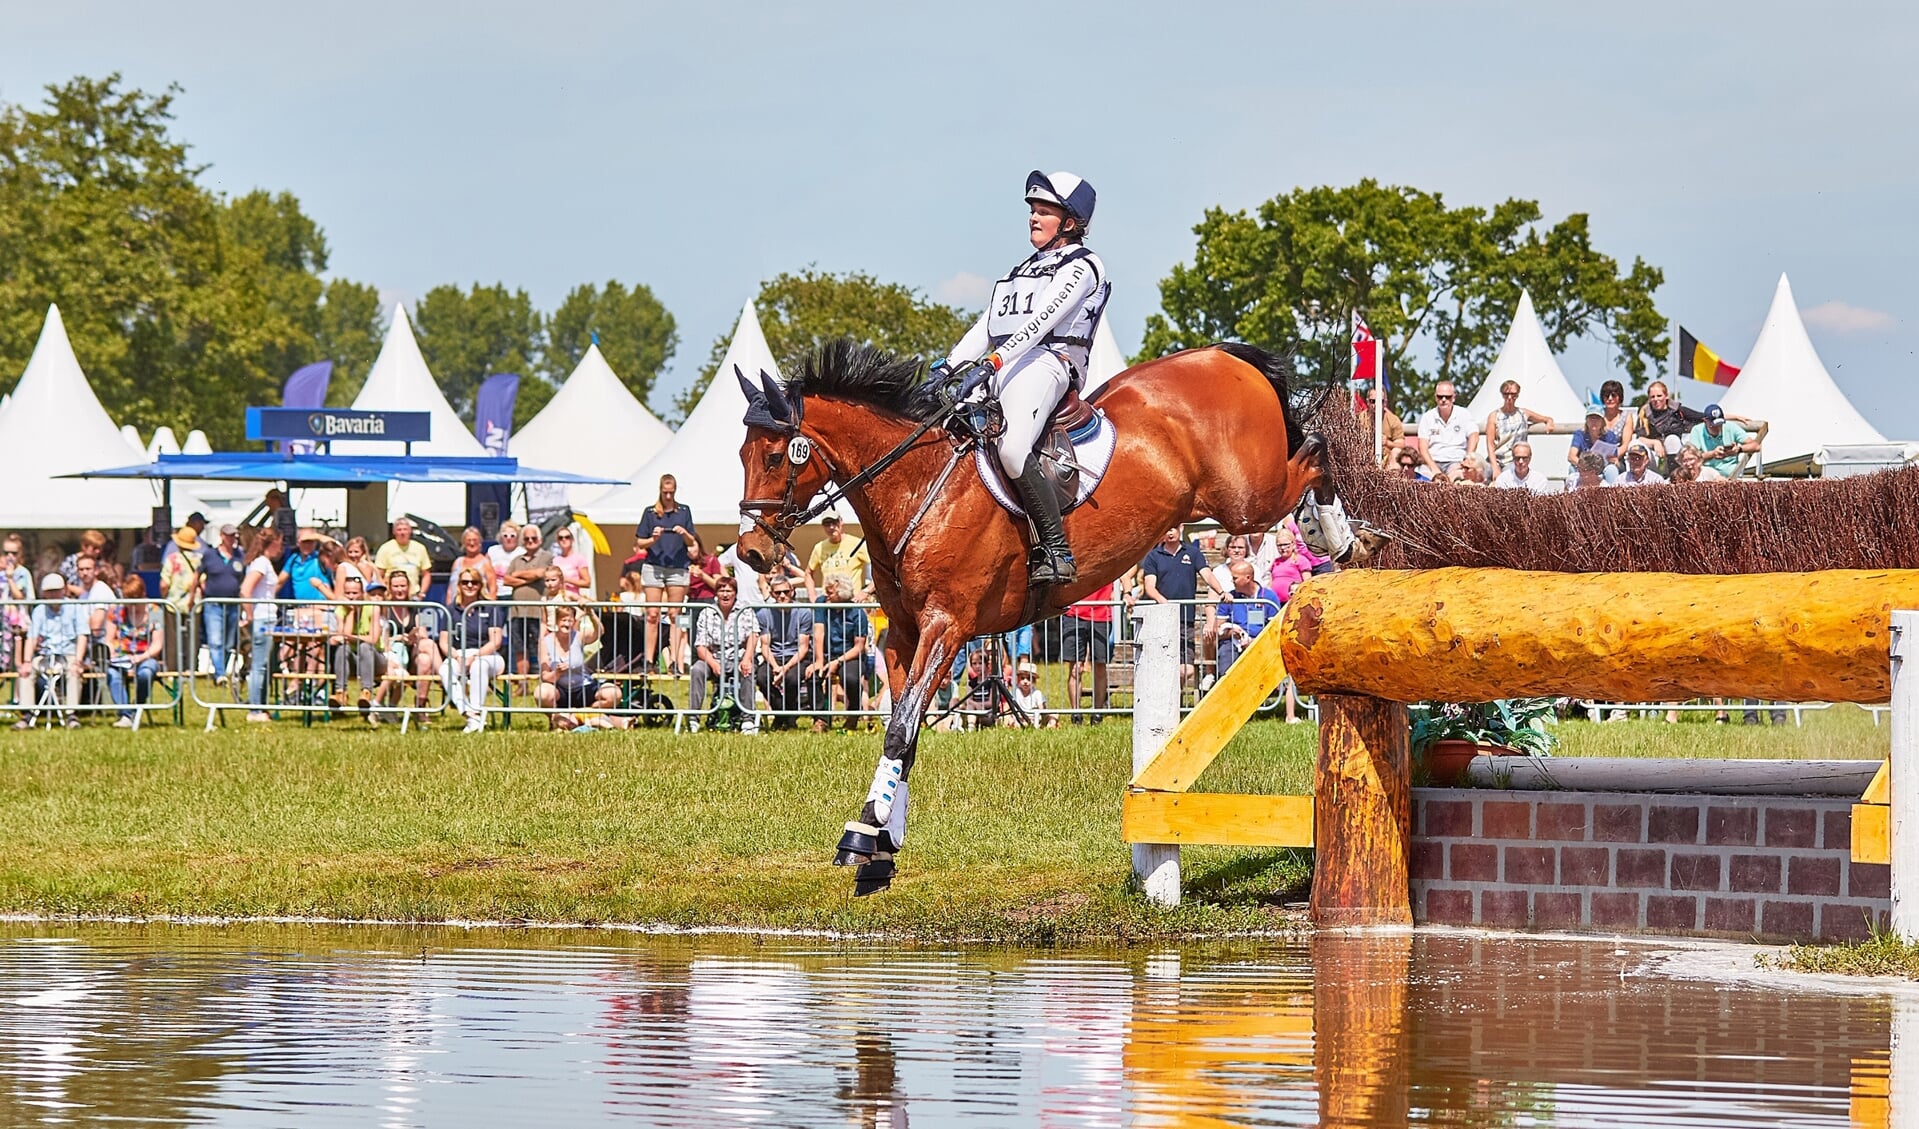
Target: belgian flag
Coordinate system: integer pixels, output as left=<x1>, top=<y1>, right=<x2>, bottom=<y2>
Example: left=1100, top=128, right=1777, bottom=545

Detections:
left=1678, top=326, right=1741, bottom=386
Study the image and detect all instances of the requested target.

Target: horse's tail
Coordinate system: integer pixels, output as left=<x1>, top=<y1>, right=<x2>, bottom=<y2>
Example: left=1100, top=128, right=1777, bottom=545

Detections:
left=1211, top=342, right=1307, bottom=456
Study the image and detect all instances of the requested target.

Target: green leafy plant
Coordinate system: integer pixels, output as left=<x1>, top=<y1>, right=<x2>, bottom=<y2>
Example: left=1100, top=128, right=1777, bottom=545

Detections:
left=1410, top=698, right=1559, bottom=757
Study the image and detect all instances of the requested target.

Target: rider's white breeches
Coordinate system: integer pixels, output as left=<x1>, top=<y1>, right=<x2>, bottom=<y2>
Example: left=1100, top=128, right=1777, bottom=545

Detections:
left=990, top=349, right=1071, bottom=479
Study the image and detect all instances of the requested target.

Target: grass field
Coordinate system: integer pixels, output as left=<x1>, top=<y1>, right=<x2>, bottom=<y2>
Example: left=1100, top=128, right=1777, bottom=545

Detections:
left=0, top=702, right=1886, bottom=942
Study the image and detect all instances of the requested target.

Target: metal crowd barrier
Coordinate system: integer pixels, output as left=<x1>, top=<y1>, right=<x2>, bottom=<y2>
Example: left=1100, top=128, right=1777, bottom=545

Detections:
left=0, top=589, right=1320, bottom=732
left=195, top=596, right=452, bottom=731
left=0, top=598, right=190, bottom=729
left=1578, top=700, right=1834, bottom=725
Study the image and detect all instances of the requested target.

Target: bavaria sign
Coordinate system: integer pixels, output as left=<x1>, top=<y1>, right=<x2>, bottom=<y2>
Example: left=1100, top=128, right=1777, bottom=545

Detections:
left=245, top=407, right=433, bottom=444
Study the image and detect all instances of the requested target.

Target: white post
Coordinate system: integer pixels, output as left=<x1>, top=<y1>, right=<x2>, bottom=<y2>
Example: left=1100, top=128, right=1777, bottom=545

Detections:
left=1132, top=602, right=1182, bottom=906
left=1892, top=611, right=1918, bottom=940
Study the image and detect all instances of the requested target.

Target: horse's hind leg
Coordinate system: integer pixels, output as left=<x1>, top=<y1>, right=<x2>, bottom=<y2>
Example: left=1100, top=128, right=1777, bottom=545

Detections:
left=834, top=613, right=956, bottom=896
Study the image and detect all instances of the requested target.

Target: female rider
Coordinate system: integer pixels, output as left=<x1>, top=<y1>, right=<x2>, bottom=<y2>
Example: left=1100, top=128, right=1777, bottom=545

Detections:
left=936, top=170, right=1109, bottom=587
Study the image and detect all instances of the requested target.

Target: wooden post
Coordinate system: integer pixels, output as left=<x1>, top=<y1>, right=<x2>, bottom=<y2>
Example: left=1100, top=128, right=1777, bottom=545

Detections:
left=1892, top=611, right=1917, bottom=940
left=1132, top=602, right=1181, bottom=906
left=1311, top=694, right=1411, bottom=926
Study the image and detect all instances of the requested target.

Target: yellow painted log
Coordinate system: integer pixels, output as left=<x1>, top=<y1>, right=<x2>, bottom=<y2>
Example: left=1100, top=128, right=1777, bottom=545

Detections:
left=1121, top=791, right=1314, bottom=847
left=1853, top=803, right=1890, bottom=865
left=1863, top=759, right=1891, bottom=804
left=1130, top=625, right=1289, bottom=793
left=1279, top=568, right=1919, bottom=704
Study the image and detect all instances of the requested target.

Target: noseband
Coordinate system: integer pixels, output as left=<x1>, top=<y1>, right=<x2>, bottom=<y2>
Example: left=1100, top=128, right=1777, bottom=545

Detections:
left=739, top=430, right=829, bottom=548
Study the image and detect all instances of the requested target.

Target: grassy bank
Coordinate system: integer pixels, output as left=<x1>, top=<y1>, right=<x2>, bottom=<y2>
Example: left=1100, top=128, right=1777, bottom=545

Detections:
left=0, top=707, right=1884, bottom=942
left=1763, top=933, right=1919, bottom=978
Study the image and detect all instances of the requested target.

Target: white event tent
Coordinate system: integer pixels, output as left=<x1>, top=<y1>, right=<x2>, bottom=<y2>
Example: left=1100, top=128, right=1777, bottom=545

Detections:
left=587, top=302, right=850, bottom=529
left=0, top=304, right=157, bottom=528
left=511, top=343, right=673, bottom=508
left=1463, top=291, right=1586, bottom=475
left=1718, top=274, right=1885, bottom=473
left=334, top=304, right=487, bottom=523
left=1085, top=318, right=1129, bottom=394
left=145, top=426, right=180, bottom=459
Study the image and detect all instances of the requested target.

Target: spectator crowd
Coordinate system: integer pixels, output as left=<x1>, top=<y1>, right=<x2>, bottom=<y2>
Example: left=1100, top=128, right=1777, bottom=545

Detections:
left=0, top=377, right=1781, bottom=733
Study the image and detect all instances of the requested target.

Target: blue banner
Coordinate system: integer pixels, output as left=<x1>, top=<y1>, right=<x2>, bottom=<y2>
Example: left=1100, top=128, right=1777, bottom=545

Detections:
left=474, top=373, right=520, bottom=456
left=279, top=361, right=333, bottom=452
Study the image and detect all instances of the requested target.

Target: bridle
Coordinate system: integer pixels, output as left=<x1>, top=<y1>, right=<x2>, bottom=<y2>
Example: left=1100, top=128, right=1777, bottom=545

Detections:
left=744, top=384, right=967, bottom=552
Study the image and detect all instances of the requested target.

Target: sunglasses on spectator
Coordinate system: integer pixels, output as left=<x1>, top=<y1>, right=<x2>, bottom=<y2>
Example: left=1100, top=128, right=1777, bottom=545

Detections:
left=1513, top=455, right=1531, bottom=461
left=459, top=579, right=480, bottom=587
left=1434, top=393, right=1454, bottom=400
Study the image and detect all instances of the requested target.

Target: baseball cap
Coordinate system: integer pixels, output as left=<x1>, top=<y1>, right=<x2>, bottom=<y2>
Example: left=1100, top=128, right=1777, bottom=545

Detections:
left=822, top=514, right=842, bottom=526
left=1584, top=406, right=1604, bottom=420
left=39, top=573, right=64, bottom=592
left=297, top=527, right=320, bottom=543
left=365, top=575, right=387, bottom=591
left=1016, top=659, right=1037, bottom=676
left=187, top=511, right=208, bottom=525
left=1704, top=403, right=1726, bottom=422
left=1626, top=445, right=1648, bottom=459
left=219, top=523, right=239, bottom=536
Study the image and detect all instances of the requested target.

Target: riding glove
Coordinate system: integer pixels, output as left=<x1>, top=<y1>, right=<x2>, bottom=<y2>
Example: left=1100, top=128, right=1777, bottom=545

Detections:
left=953, top=358, right=997, bottom=399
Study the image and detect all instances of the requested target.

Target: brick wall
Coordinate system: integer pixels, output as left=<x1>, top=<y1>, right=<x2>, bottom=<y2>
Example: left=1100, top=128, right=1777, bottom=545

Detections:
left=1411, top=789, right=1888, bottom=943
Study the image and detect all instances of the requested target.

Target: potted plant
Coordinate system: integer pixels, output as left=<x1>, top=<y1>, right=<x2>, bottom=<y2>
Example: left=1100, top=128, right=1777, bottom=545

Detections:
left=1410, top=698, right=1559, bottom=785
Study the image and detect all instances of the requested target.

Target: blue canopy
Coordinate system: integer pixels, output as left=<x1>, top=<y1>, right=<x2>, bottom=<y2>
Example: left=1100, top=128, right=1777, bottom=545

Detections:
left=67, top=452, right=623, bottom=488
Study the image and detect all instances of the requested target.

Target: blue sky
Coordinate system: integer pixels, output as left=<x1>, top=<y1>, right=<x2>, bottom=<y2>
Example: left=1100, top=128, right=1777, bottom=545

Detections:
left=5, top=1, right=1913, bottom=426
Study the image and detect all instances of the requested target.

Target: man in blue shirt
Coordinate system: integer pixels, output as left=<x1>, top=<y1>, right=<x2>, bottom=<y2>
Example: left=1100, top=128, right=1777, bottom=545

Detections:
left=808, top=575, right=869, bottom=732
left=1205, top=560, right=1280, bottom=677
left=17, top=574, right=85, bottom=728
left=1140, top=525, right=1220, bottom=682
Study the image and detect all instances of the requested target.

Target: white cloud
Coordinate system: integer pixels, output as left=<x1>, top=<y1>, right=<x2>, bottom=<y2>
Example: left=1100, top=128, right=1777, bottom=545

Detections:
left=932, top=271, right=992, bottom=308
left=1802, top=300, right=1896, bottom=334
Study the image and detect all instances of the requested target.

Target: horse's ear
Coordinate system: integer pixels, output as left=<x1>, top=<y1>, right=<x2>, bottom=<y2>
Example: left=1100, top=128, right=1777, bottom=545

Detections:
left=759, top=371, right=796, bottom=426
left=735, top=365, right=763, bottom=408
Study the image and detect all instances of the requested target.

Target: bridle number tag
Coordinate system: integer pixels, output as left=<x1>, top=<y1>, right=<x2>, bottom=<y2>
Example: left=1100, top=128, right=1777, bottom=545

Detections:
left=787, top=436, right=813, bottom=465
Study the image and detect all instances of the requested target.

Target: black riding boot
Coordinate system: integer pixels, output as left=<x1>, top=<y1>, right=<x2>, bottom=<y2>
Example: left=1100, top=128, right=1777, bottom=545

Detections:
left=1012, top=452, right=1076, bottom=586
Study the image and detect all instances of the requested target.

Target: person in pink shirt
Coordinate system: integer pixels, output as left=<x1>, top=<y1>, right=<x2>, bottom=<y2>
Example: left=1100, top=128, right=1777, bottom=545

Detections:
left=1268, top=526, right=1311, bottom=604
left=550, top=525, right=593, bottom=600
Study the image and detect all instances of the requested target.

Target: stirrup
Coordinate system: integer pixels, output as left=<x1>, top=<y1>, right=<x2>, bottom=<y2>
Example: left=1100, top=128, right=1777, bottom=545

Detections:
left=1027, top=548, right=1077, bottom=587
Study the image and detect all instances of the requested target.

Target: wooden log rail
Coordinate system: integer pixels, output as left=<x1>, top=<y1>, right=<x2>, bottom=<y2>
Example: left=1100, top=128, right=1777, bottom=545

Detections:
left=1278, top=568, right=1919, bottom=705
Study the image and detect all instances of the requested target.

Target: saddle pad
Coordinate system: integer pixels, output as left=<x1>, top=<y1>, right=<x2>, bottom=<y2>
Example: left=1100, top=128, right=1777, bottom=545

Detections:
left=977, top=409, right=1118, bottom=518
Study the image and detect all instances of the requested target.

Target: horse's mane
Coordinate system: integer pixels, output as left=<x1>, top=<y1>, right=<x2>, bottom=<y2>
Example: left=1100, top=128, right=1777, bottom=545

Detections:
left=789, top=338, right=942, bottom=422
left=1308, top=397, right=1919, bottom=573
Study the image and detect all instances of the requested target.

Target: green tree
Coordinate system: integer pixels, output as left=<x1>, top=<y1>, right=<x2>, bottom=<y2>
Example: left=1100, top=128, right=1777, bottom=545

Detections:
left=672, top=268, right=974, bottom=425
left=412, top=282, right=544, bottom=421
left=545, top=281, right=678, bottom=411
left=0, top=75, right=388, bottom=446
left=1138, top=180, right=1665, bottom=413
left=315, top=278, right=386, bottom=406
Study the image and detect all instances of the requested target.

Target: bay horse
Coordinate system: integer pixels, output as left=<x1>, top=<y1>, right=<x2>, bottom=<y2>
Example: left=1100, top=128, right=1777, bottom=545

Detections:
left=734, top=339, right=1334, bottom=894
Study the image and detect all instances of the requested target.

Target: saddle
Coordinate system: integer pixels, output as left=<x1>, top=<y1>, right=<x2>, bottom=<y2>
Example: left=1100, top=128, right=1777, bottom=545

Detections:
left=974, top=388, right=1117, bottom=518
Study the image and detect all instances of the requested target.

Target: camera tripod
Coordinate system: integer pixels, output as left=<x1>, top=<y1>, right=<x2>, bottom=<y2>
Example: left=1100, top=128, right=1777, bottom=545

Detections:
left=929, top=647, right=1032, bottom=729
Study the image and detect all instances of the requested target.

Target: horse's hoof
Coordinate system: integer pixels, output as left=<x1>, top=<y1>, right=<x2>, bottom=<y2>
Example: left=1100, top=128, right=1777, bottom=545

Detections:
left=835, top=823, right=880, bottom=865
left=853, top=858, right=896, bottom=896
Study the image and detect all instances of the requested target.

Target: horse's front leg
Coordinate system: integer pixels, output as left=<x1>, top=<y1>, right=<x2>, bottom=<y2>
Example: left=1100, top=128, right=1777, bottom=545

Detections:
left=834, top=611, right=959, bottom=896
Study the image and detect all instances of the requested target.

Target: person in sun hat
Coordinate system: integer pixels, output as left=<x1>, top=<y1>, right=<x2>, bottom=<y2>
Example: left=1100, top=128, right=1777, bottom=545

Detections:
left=933, top=170, right=1109, bottom=587
left=1004, top=658, right=1055, bottom=728
left=17, top=573, right=86, bottom=728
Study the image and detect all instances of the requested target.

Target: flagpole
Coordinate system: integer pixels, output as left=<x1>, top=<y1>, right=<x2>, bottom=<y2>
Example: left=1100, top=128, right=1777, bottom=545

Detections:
left=1373, top=338, right=1385, bottom=463
left=1667, top=317, right=1676, bottom=396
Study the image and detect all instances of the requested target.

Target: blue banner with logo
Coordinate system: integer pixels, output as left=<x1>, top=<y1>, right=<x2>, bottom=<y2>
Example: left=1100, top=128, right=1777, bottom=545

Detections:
left=474, top=373, right=520, bottom=456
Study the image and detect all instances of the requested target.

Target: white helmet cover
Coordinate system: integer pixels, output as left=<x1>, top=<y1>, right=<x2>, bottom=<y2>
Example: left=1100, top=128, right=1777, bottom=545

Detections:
left=1024, top=170, right=1096, bottom=227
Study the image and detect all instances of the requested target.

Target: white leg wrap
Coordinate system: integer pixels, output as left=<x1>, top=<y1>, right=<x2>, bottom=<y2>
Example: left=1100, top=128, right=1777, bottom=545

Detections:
left=883, top=779, right=909, bottom=849
left=866, top=756, right=905, bottom=824
left=1297, top=495, right=1355, bottom=562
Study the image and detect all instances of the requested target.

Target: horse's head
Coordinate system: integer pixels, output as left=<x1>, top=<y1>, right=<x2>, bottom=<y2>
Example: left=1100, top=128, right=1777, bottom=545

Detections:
left=736, top=367, right=832, bottom=573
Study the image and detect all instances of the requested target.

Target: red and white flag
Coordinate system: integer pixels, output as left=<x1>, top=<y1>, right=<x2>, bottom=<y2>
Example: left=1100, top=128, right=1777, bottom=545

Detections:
left=1351, top=313, right=1378, bottom=411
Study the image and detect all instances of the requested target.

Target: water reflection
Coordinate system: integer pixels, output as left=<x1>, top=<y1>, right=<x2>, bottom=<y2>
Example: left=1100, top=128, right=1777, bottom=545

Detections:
left=0, top=923, right=1893, bottom=1127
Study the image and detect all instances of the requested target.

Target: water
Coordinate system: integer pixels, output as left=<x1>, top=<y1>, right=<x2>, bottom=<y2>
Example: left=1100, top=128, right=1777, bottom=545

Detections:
left=0, top=923, right=1893, bottom=1127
